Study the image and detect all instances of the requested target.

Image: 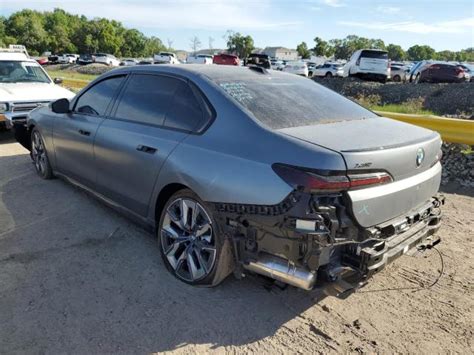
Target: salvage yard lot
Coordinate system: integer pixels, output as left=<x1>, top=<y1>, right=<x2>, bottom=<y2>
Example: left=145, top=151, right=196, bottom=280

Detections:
left=0, top=134, right=473, bottom=353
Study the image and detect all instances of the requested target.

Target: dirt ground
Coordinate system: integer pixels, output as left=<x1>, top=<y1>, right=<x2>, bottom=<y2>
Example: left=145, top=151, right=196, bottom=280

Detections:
left=0, top=133, right=473, bottom=354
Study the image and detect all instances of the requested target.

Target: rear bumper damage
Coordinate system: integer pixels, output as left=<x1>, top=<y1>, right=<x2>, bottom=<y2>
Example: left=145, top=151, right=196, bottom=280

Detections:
left=213, top=192, right=444, bottom=291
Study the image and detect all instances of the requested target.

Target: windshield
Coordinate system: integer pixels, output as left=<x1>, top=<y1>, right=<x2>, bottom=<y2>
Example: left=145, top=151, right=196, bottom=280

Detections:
left=216, top=74, right=376, bottom=129
left=0, top=61, right=51, bottom=83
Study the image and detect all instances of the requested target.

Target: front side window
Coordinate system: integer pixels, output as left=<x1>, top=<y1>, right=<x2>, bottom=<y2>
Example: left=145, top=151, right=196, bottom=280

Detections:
left=74, top=75, right=124, bottom=116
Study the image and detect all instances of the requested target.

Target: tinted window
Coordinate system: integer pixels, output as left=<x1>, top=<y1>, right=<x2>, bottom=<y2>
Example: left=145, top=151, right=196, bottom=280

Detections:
left=75, top=76, right=124, bottom=116
left=216, top=75, right=376, bottom=130
left=360, top=50, right=388, bottom=59
left=164, top=82, right=205, bottom=132
left=114, top=74, right=181, bottom=126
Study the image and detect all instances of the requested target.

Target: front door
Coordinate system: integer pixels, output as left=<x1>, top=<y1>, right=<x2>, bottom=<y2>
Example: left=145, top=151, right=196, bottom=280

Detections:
left=94, top=73, right=208, bottom=217
left=53, top=75, right=125, bottom=187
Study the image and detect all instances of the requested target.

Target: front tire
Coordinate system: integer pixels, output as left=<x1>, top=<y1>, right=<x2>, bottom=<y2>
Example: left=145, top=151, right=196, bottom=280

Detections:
left=158, top=189, right=234, bottom=286
left=31, top=128, right=53, bottom=179
left=325, top=72, right=333, bottom=78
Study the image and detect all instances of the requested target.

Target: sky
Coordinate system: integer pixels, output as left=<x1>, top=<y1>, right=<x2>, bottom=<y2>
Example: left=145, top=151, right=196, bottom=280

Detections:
left=1, top=0, right=473, bottom=51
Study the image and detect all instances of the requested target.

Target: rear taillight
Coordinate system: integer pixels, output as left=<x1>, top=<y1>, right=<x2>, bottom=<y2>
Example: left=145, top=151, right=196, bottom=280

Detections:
left=348, top=172, right=392, bottom=188
left=356, top=58, right=360, bottom=66
left=272, top=164, right=392, bottom=193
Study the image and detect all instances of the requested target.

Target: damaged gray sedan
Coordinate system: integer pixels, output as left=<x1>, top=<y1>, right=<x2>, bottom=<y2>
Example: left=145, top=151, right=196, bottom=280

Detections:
left=24, top=65, right=444, bottom=290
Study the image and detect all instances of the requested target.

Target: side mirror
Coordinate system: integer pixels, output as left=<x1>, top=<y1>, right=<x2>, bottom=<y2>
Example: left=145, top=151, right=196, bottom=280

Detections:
left=53, top=77, right=63, bottom=84
left=51, top=98, right=70, bottom=114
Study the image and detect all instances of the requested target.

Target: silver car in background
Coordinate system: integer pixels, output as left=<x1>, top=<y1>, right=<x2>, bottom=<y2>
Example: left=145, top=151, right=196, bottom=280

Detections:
left=24, top=65, right=444, bottom=290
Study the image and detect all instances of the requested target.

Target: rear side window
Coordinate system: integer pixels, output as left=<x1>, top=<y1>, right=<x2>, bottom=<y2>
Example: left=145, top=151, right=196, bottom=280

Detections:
left=114, top=74, right=181, bottom=126
left=164, top=82, right=206, bottom=132
left=114, top=74, right=211, bottom=132
left=360, top=50, right=388, bottom=59
left=75, top=75, right=124, bottom=116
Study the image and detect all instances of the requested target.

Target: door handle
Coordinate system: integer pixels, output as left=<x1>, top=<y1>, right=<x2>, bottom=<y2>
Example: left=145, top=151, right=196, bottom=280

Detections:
left=136, top=145, right=157, bottom=154
left=78, top=129, right=91, bottom=136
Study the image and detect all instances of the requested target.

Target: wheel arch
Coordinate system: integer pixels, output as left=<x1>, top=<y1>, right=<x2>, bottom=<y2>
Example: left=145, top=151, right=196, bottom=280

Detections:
left=154, top=183, right=190, bottom=225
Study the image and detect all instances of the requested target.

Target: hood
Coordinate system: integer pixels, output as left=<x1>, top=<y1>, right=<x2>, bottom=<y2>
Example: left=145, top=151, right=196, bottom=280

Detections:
left=0, top=83, right=75, bottom=103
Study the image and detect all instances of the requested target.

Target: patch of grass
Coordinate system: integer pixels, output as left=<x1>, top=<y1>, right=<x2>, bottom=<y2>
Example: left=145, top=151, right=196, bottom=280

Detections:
left=369, top=103, right=435, bottom=115
left=45, top=69, right=96, bottom=92
left=45, top=69, right=97, bottom=82
left=355, top=95, right=435, bottom=115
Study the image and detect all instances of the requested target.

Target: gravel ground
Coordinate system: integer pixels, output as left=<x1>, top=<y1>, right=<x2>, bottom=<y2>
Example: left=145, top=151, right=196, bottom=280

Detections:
left=313, top=77, right=474, bottom=116
left=46, top=63, right=114, bottom=76
left=0, top=133, right=473, bottom=354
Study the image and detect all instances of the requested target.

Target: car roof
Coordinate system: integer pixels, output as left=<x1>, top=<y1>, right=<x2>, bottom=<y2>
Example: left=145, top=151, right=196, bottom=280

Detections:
left=0, top=52, right=32, bottom=61
left=102, top=64, right=300, bottom=83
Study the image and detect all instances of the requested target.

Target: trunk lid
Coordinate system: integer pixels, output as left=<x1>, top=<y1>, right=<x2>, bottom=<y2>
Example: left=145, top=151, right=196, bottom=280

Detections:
left=278, top=117, right=442, bottom=227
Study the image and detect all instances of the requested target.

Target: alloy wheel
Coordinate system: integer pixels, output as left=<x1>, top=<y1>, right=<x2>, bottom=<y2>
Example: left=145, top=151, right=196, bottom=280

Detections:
left=31, top=131, right=47, bottom=175
left=160, top=198, right=217, bottom=282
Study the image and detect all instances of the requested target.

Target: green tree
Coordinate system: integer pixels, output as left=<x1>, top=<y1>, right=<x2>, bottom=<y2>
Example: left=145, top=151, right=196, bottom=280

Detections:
left=143, top=36, right=166, bottom=56
left=121, top=29, right=146, bottom=57
left=386, top=44, right=405, bottom=61
left=436, top=50, right=456, bottom=61
left=296, top=41, right=311, bottom=59
left=225, top=30, right=254, bottom=59
left=407, top=45, right=436, bottom=61
left=313, top=37, right=329, bottom=56
left=5, top=10, right=48, bottom=55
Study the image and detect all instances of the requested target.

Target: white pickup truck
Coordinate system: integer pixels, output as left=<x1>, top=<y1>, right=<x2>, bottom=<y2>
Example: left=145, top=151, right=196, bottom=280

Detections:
left=0, top=45, right=74, bottom=142
left=186, top=54, right=213, bottom=64
left=153, top=52, right=180, bottom=64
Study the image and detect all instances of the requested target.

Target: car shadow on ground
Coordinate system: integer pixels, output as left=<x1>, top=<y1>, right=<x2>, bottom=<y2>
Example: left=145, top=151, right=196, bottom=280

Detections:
left=0, top=152, right=347, bottom=353
left=440, top=183, right=474, bottom=198
left=0, top=130, right=14, bottom=144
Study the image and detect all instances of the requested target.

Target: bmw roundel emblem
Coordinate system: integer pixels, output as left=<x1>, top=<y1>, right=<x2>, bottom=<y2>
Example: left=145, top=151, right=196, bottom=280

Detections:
left=416, top=148, right=425, bottom=167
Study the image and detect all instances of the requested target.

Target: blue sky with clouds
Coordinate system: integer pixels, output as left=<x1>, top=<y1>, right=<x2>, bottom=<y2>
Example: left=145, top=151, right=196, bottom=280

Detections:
left=1, top=0, right=473, bottom=51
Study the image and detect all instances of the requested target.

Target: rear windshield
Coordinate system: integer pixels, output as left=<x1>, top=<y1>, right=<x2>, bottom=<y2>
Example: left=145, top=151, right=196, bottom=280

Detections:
left=215, top=73, right=376, bottom=129
left=361, top=50, right=388, bottom=59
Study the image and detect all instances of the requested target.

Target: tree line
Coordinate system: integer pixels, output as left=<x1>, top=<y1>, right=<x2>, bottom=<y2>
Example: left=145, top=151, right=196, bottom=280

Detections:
left=0, top=9, right=167, bottom=57
left=0, top=8, right=472, bottom=62
left=297, top=36, right=473, bottom=62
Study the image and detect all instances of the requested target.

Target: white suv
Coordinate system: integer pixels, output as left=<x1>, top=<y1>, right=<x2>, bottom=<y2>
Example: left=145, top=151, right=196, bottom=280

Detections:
left=94, top=53, right=121, bottom=67
left=342, top=49, right=390, bottom=82
left=0, top=46, right=74, bottom=132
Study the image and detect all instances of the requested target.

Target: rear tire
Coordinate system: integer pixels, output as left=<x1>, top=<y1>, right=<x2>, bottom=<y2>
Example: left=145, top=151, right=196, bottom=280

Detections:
left=31, top=128, right=53, bottom=179
left=158, top=189, right=234, bottom=287
left=392, top=75, right=401, bottom=82
left=325, top=72, right=333, bottom=78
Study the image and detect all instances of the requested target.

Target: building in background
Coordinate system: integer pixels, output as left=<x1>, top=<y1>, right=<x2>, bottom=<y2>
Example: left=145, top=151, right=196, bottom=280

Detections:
left=261, top=47, right=298, bottom=61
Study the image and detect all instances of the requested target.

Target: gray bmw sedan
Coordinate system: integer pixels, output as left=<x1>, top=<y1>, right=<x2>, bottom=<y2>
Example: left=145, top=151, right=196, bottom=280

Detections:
left=24, top=65, right=444, bottom=290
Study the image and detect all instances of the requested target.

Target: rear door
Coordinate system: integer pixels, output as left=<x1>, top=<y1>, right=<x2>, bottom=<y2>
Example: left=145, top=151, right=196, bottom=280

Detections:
left=94, top=73, right=210, bottom=217
left=53, top=75, right=125, bottom=187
